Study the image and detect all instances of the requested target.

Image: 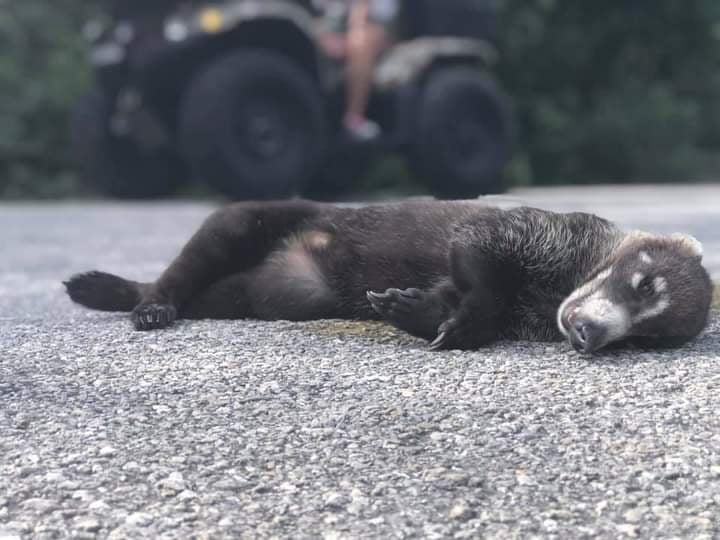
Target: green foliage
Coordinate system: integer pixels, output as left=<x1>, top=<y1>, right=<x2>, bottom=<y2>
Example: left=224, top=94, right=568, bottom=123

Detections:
left=0, top=0, right=94, bottom=197
left=498, top=0, right=720, bottom=185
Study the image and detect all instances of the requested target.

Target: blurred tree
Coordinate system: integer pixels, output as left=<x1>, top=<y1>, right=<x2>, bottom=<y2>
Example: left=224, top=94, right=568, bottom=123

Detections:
left=0, top=0, right=94, bottom=197
left=498, top=0, right=720, bottom=184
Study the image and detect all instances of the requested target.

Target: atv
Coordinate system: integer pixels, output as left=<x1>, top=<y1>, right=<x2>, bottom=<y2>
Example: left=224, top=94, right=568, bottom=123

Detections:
left=73, top=0, right=512, bottom=200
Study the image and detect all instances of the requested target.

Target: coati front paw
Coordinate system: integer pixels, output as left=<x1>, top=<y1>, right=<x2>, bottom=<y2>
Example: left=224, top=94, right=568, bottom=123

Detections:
left=131, top=303, right=177, bottom=331
left=366, top=288, right=445, bottom=339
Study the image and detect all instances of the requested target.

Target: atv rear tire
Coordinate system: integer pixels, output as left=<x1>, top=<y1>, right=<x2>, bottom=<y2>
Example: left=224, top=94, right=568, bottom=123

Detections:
left=409, top=67, right=511, bottom=199
left=71, top=92, right=183, bottom=199
left=179, top=49, right=326, bottom=200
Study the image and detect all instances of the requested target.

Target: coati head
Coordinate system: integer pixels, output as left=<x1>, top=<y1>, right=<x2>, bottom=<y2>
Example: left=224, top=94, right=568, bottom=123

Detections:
left=557, top=232, right=713, bottom=354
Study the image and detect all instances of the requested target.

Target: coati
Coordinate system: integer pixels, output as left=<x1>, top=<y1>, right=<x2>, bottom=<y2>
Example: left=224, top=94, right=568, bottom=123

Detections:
left=64, top=200, right=713, bottom=354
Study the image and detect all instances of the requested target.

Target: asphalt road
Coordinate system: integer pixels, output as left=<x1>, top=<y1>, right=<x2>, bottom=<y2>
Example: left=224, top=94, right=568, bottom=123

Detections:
left=1, top=186, right=719, bottom=539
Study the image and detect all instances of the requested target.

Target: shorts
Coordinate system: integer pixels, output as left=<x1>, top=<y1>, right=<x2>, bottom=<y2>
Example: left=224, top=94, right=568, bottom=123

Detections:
left=321, top=0, right=400, bottom=33
left=368, top=0, right=400, bottom=27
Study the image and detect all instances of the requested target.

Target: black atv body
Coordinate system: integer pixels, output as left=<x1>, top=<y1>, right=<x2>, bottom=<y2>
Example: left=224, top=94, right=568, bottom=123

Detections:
left=73, top=0, right=512, bottom=199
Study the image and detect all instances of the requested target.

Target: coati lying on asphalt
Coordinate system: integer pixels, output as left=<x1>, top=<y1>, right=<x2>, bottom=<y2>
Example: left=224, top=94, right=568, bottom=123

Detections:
left=65, top=200, right=713, bottom=354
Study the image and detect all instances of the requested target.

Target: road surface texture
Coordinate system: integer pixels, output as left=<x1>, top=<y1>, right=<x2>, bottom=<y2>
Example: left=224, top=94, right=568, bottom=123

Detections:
left=1, top=185, right=719, bottom=539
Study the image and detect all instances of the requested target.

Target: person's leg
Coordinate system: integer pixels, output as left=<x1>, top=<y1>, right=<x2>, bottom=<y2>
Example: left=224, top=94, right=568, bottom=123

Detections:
left=319, top=31, right=347, bottom=59
left=318, top=0, right=349, bottom=58
left=344, top=1, right=389, bottom=139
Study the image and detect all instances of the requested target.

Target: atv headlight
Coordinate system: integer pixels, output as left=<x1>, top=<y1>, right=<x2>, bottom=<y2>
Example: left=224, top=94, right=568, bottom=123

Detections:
left=199, top=8, right=225, bottom=34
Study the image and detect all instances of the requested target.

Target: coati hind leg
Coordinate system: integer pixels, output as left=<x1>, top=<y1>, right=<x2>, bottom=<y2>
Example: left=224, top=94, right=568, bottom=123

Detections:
left=132, top=201, right=323, bottom=330
left=102, top=249, right=336, bottom=323
left=180, top=273, right=254, bottom=320
left=180, top=236, right=339, bottom=322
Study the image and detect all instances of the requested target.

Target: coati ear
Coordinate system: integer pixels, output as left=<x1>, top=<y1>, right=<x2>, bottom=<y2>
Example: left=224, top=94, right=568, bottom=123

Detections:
left=670, top=233, right=703, bottom=260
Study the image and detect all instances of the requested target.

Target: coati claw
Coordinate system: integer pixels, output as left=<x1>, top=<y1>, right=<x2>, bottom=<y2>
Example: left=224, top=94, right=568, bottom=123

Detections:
left=366, top=291, right=384, bottom=315
left=429, top=331, right=449, bottom=350
left=131, top=303, right=177, bottom=331
left=429, top=317, right=464, bottom=350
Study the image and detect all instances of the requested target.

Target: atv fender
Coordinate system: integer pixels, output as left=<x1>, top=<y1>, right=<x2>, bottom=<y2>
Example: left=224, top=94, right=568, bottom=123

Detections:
left=165, top=1, right=317, bottom=43
left=374, top=37, right=498, bottom=90
left=164, top=1, right=328, bottom=85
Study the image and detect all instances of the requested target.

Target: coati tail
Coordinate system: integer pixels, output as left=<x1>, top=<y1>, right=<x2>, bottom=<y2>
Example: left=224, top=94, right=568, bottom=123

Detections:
left=64, top=271, right=144, bottom=312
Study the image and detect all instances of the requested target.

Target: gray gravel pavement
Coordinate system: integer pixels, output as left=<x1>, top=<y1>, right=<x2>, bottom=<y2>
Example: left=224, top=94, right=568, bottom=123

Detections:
left=1, top=186, right=719, bottom=539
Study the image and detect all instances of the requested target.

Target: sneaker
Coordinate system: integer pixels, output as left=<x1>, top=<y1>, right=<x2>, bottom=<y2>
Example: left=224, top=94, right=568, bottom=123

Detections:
left=343, top=116, right=381, bottom=142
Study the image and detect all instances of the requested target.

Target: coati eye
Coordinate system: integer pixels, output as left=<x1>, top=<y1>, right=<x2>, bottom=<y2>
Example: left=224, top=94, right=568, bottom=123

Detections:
left=637, top=276, right=655, bottom=297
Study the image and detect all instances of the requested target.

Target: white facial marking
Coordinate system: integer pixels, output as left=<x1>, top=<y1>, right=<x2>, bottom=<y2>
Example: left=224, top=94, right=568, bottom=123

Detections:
left=625, top=231, right=655, bottom=242
left=596, top=267, right=613, bottom=281
left=633, top=296, right=671, bottom=324
left=557, top=311, right=570, bottom=337
left=557, top=267, right=613, bottom=336
left=653, top=276, right=668, bottom=294
left=639, top=251, right=653, bottom=264
left=577, top=297, right=631, bottom=342
left=631, top=272, right=645, bottom=289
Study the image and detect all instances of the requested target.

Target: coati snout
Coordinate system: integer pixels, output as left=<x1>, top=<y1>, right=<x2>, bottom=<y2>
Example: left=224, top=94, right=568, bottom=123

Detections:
left=557, top=232, right=712, bottom=353
left=64, top=200, right=713, bottom=354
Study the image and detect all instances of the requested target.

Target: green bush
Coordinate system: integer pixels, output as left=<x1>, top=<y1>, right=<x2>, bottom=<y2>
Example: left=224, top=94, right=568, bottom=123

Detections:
left=498, top=0, right=720, bottom=185
left=0, top=0, right=93, bottom=198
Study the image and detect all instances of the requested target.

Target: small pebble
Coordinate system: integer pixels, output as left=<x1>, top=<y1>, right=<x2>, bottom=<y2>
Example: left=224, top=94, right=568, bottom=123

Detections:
left=98, top=446, right=117, bottom=458
left=448, top=500, right=476, bottom=521
left=75, top=518, right=101, bottom=532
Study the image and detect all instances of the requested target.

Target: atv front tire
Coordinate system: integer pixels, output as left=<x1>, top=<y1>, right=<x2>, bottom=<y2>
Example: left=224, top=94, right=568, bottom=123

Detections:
left=179, top=49, right=326, bottom=200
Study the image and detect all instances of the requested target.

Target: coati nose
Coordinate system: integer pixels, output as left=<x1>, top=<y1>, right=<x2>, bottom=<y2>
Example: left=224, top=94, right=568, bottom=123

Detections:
left=569, top=320, right=604, bottom=353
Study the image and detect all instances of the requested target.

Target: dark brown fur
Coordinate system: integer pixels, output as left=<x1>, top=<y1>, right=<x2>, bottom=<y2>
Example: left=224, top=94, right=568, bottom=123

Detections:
left=65, top=200, right=712, bottom=352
